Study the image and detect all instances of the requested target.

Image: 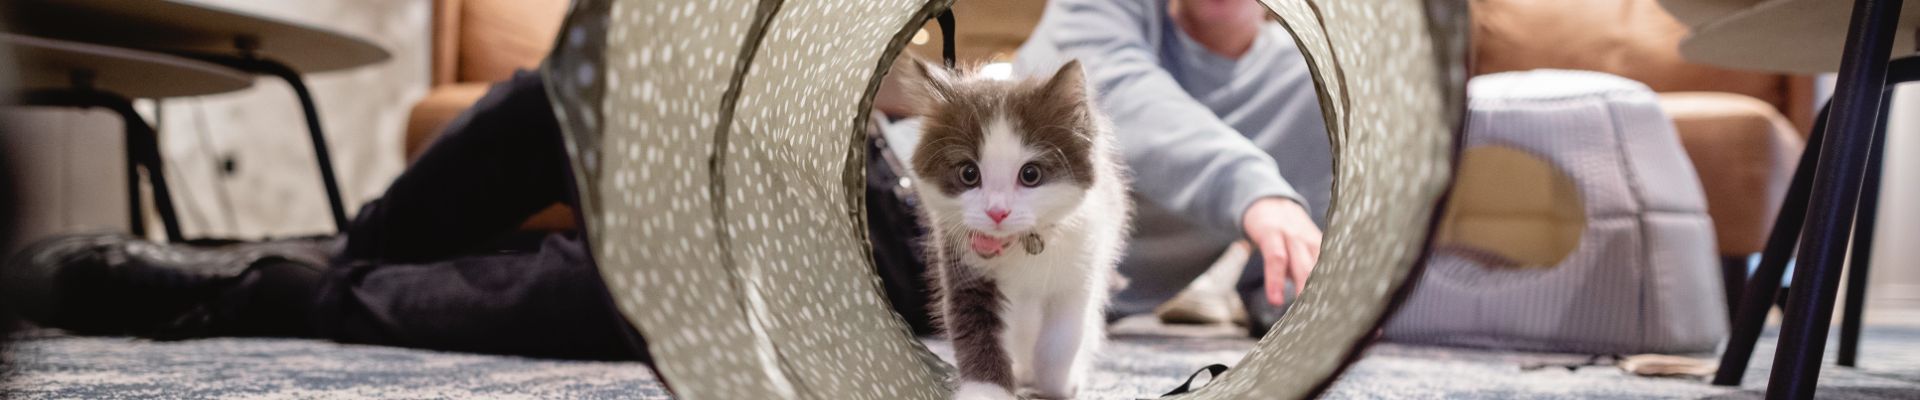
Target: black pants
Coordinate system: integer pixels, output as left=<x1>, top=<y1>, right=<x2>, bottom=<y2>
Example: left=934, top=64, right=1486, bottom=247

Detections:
left=307, top=71, right=939, bottom=360
left=310, top=71, right=648, bottom=361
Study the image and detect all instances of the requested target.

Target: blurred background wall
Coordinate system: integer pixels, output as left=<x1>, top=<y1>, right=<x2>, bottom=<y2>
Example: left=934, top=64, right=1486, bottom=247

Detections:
left=6, top=0, right=429, bottom=244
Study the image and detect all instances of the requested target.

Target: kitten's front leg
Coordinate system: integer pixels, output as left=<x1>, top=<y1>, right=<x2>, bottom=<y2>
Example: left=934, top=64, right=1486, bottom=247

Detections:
left=1004, top=297, right=1044, bottom=389
left=1031, top=291, right=1097, bottom=399
left=944, top=263, right=1016, bottom=400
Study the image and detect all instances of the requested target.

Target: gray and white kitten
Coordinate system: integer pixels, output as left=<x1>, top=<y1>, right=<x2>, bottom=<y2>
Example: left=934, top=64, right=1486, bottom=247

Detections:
left=908, top=59, right=1131, bottom=400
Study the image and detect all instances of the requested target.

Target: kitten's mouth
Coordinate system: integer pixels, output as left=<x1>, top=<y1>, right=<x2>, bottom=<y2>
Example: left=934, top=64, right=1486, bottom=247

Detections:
left=969, top=231, right=1014, bottom=258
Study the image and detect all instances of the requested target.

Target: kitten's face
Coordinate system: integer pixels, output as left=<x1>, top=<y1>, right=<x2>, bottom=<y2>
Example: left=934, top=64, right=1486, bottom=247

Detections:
left=910, top=60, right=1100, bottom=258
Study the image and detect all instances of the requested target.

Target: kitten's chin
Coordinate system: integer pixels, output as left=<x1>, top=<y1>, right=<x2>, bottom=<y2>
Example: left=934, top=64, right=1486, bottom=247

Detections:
left=968, top=231, right=1014, bottom=259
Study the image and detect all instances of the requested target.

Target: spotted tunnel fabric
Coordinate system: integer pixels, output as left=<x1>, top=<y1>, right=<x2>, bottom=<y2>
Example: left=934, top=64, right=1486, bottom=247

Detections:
left=1164, top=1, right=1466, bottom=399
left=720, top=0, right=953, bottom=398
left=546, top=0, right=1462, bottom=399
left=546, top=0, right=952, bottom=399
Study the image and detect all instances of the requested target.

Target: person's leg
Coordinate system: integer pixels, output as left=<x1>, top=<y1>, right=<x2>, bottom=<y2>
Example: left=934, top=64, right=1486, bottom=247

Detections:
left=343, top=70, right=574, bottom=263
left=866, top=129, right=936, bottom=336
left=315, top=233, right=648, bottom=360
left=1110, top=209, right=1235, bottom=320
left=314, top=70, right=645, bottom=359
left=2, top=70, right=648, bottom=360
left=0, top=233, right=335, bottom=339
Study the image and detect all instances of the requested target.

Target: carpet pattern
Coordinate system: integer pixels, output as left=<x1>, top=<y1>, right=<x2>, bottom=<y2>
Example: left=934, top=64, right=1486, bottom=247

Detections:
left=6, top=324, right=1919, bottom=399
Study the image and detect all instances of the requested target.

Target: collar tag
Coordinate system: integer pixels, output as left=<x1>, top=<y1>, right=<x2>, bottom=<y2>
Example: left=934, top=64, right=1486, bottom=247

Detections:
left=1022, top=233, right=1045, bottom=255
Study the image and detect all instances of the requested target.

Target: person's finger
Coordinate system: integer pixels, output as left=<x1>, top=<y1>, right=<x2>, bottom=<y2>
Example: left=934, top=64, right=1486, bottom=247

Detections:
left=1288, top=237, right=1314, bottom=294
left=1262, top=236, right=1290, bottom=306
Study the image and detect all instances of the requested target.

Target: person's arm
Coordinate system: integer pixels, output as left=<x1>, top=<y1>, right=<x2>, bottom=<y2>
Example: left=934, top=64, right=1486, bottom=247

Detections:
left=1019, top=0, right=1303, bottom=238
left=1020, top=0, right=1321, bottom=306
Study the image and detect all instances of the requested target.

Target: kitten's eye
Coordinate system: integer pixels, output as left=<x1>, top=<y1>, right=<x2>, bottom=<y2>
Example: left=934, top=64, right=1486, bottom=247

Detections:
left=1019, top=164, right=1042, bottom=187
left=960, top=163, right=980, bottom=186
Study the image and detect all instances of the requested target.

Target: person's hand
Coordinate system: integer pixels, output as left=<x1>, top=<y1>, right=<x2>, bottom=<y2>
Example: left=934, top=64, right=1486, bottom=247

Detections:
left=1242, top=197, right=1323, bottom=306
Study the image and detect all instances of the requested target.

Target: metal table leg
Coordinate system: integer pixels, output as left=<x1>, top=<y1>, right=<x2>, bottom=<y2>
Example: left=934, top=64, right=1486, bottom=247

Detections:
left=1768, top=0, right=1903, bottom=398
left=1835, top=90, right=1886, bottom=368
left=20, top=89, right=186, bottom=242
left=1713, top=102, right=1829, bottom=387
left=187, top=53, right=350, bottom=232
left=1832, top=53, right=1920, bottom=366
left=1721, top=255, right=1750, bottom=327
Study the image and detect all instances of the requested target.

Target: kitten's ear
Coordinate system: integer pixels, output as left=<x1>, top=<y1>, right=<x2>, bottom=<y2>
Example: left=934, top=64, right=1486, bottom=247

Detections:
left=1039, top=60, right=1091, bottom=106
left=909, top=57, right=959, bottom=104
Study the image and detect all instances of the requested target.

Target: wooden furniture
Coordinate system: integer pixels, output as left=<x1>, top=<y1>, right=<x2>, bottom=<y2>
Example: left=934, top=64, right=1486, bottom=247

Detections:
left=9, top=0, right=393, bottom=233
left=7, top=33, right=254, bottom=241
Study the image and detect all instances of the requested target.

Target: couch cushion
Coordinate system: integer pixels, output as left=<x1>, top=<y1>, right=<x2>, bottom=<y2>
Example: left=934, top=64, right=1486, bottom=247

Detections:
left=457, top=0, right=569, bottom=83
left=404, top=83, right=490, bottom=163
left=1660, top=91, right=1801, bottom=255
left=1472, top=0, right=1792, bottom=111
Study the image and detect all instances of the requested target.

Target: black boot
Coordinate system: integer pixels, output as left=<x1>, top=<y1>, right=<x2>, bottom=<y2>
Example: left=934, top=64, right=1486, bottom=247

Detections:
left=1, top=234, right=331, bottom=339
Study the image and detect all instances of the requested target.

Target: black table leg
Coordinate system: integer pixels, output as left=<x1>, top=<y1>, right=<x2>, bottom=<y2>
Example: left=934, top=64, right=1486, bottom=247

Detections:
left=1767, top=0, right=1903, bottom=398
left=187, top=54, right=350, bottom=232
left=20, top=89, right=186, bottom=242
left=125, top=137, right=145, bottom=238
left=1836, top=89, right=1894, bottom=369
left=1713, top=101, right=1829, bottom=387
left=1837, top=55, right=1920, bottom=368
left=1721, top=255, right=1750, bottom=327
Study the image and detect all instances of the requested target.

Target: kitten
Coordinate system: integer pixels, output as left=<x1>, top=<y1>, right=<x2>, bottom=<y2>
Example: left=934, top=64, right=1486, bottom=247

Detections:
left=908, top=59, right=1131, bottom=400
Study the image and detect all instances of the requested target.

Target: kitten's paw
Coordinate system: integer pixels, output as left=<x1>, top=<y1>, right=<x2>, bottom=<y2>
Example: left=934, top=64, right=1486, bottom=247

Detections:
left=953, top=381, right=1017, bottom=400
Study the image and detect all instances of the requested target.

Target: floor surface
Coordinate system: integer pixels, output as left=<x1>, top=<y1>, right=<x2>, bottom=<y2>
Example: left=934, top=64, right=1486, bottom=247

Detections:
left=5, top=315, right=1919, bottom=399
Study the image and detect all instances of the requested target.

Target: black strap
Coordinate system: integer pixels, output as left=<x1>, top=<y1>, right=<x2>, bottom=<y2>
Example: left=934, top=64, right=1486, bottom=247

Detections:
left=936, top=9, right=956, bottom=68
left=1157, top=364, right=1229, bottom=397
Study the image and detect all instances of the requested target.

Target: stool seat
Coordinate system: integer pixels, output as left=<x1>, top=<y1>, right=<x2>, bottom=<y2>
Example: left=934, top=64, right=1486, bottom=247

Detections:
left=1662, top=0, right=1920, bottom=74
left=8, top=33, right=251, bottom=99
left=7, top=0, right=389, bottom=73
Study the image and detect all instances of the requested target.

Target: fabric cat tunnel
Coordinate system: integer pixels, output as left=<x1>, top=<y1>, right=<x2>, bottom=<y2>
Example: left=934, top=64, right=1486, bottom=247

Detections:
left=541, top=0, right=1467, bottom=398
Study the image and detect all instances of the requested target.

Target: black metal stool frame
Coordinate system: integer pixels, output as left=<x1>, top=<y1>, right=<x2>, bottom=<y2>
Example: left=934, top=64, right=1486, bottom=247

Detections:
left=185, top=49, right=351, bottom=232
left=1711, top=0, right=1909, bottom=398
left=19, top=87, right=187, bottom=242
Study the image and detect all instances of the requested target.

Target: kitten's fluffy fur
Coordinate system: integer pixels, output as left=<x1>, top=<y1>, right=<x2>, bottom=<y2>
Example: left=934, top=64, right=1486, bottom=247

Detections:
left=908, top=59, right=1131, bottom=400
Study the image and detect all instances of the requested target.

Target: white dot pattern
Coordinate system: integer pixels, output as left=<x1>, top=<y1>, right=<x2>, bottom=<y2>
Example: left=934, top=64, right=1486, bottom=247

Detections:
left=546, top=0, right=955, bottom=399
left=563, top=0, right=796, bottom=399
left=1168, top=1, right=1466, bottom=399
left=724, top=0, right=952, bottom=398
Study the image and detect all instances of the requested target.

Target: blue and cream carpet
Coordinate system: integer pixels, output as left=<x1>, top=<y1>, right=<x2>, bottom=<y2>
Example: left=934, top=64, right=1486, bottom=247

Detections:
left=5, top=317, right=1920, bottom=399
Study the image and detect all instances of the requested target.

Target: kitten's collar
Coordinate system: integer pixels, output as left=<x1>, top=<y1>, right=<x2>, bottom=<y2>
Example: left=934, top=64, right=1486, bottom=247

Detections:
left=1021, top=232, right=1045, bottom=255
left=1020, top=223, right=1056, bottom=255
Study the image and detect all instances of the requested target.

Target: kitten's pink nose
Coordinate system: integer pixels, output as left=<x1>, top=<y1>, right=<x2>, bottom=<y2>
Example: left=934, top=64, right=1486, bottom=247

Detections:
left=986, top=208, right=1010, bottom=224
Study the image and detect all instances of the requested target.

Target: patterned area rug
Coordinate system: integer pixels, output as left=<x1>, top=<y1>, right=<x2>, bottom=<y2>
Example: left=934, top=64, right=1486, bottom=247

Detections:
left=6, top=319, right=1919, bottom=399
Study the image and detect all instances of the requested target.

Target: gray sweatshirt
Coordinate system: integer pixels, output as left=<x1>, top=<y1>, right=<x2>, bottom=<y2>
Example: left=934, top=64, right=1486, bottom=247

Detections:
left=1012, top=0, right=1332, bottom=313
